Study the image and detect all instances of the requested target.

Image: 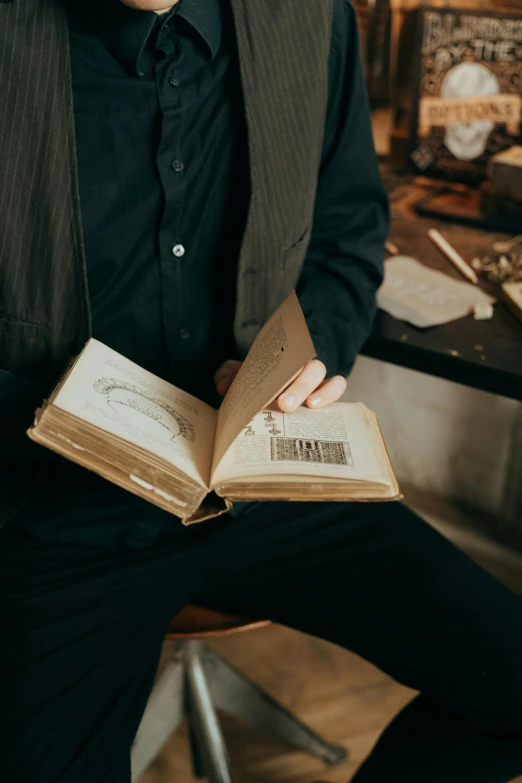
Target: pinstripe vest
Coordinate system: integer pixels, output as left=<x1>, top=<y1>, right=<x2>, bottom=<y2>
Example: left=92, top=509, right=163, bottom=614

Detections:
left=0, top=0, right=333, bottom=382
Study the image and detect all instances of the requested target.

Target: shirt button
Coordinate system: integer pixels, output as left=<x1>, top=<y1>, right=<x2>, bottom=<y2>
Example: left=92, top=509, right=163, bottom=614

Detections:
left=243, top=266, right=257, bottom=277
left=169, top=75, right=180, bottom=87
left=172, top=159, right=184, bottom=173
left=242, top=318, right=260, bottom=328
left=179, top=329, right=190, bottom=340
left=172, top=244, right=185, bottom=257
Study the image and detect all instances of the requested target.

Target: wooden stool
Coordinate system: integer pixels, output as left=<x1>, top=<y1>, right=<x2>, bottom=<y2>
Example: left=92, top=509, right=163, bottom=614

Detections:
left=131, top=606, right=347, bottom=783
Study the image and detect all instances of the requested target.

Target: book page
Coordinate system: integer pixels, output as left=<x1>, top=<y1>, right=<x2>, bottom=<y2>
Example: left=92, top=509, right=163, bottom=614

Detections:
left=211, top=403, right=389, bottom=486
left=211, top=292, right=316, bottom=477
left=52, top=341, right=217, bottom=488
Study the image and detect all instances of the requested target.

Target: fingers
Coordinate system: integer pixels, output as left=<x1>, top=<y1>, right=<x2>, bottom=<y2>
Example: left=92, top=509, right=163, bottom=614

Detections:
left=304, top=375, right=347, bottom=409
left=278, top=360, right=327, bottom=411
left=214, top=360, right=243, bottom=396
left=216, top=358, right=346, bottom=409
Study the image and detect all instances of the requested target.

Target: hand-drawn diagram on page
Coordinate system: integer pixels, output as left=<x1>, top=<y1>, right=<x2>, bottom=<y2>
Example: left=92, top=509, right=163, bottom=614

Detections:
left=240, top=409, right=354, bottom=467
left=212, top=403, right=381, bottom=488
left=53, top=340, right=216, bottom=487
left=93, top=378, right=196, bottom=449
left=242, top=410, right=283, bottom=438
left=270, top=438, right=352, bottom=466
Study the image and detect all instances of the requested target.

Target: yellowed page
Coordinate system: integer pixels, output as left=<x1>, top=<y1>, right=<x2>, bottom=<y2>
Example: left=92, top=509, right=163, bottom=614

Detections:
left=211, top=403, right=390, bottom=487
left=211, top=291, right=316, bottom=477
left=53, top=340, right=217, bottom=488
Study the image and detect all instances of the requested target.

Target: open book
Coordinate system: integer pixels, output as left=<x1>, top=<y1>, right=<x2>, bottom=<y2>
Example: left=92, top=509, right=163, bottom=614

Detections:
left=28, top=292, right=400, bottom=524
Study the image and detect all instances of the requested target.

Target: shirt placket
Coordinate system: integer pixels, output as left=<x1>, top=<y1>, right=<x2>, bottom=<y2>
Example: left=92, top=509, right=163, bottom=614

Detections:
left=155, top=21, right=191, bottom=374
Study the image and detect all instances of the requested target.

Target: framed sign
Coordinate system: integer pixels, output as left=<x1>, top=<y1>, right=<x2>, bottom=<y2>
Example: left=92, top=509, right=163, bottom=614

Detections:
left=408, top=7, right=522, bottom=184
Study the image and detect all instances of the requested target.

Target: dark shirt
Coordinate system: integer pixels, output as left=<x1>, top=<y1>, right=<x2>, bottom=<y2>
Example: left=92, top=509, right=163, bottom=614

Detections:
left=73, top=0, right=248, bottom=404
left=13, top=0, right=388, bottom=548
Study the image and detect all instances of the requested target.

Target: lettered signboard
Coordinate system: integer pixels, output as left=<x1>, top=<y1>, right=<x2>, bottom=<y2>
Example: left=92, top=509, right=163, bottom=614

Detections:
left=409, top=7, right=522, bottom=184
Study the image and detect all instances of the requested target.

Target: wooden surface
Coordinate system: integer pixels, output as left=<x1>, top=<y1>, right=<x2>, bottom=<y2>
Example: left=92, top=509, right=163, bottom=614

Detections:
left=363, top=179, right=522, bottom=401
left=166, top=605, right=270, bottom=639
left=141, top=625, right=522, bottom=783
left=139, top=493, right=522, bottom=783
left=140, top=626, right=415, bottom=783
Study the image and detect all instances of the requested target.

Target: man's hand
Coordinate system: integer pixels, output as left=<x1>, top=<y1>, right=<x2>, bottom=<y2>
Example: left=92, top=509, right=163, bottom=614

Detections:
left=214, top=359, right=347, bottom=411
left=214, top=360, right=243, bottom=397
left=276, top=360, right=347, bottom=411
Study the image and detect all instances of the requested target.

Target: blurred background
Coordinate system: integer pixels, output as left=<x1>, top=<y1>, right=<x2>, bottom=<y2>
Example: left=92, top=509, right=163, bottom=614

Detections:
left=348, top=0, right=522, bottom=555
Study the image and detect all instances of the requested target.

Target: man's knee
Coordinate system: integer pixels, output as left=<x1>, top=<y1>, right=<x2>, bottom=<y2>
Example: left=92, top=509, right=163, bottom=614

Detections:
left=462, top=649, right=522, bottom=739
left=495, top=656, right=522, bottom=719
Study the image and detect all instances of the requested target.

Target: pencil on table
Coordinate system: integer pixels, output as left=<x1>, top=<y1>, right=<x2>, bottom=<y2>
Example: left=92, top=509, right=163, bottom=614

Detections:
left=428, top=229, right=479, bottom=285
left=385, top=241, right=399, bottom=256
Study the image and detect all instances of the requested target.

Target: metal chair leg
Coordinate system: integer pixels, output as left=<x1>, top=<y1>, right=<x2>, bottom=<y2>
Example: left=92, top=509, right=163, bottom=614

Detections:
left=131, top=655, right=185, bottom=782
left=200, top=645, right=347, bottom=766
left=184, top=641, right=235, bottom=783
left=188, top=720, right=207, bottom=780
left=132, top=639, right=347, bottom=782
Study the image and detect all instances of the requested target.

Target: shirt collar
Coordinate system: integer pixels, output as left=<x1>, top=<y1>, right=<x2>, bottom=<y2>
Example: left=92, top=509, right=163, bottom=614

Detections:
left=98, top=0, right=223, bottom=76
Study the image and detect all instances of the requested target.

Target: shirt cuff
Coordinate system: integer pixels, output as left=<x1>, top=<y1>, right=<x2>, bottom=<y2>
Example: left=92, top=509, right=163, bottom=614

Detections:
left=307, top=323, right=338, bottom=379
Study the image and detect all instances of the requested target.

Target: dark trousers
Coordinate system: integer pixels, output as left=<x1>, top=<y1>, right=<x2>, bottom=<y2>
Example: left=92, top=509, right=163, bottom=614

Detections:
left=1, top=500, right=522, bottom=783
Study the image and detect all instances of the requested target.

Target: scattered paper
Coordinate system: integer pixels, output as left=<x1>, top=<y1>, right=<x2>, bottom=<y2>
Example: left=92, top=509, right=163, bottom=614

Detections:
left=377, top=256, right=496, bottom=328
left=473, top=302, right=494, bottom=321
